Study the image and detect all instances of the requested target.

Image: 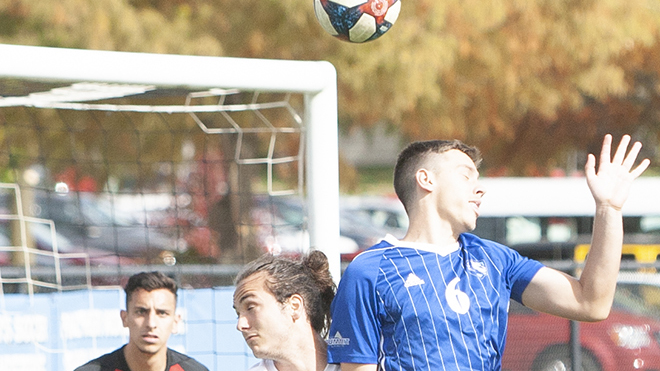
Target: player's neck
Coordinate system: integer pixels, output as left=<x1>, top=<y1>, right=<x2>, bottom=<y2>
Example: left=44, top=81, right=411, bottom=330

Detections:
left=123, top=344, right=167, bottom=371
left=273, top=332, right=327, bottom=371
left=314, top=333, right=329, bottom=371
left=403, top=212, right=460, bottom=247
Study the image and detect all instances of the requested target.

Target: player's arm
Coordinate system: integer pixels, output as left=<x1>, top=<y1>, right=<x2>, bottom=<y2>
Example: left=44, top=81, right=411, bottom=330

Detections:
left=522, top=134, right=650, bottom=322
left=341, top=363, right=377, bottom=371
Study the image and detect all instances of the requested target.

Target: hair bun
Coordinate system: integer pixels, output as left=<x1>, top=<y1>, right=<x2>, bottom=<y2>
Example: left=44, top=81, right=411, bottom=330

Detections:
left=303, top=250, right=329, bottom=272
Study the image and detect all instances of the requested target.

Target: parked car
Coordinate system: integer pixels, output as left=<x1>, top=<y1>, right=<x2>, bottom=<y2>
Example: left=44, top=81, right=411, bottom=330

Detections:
left=503, top=272, right=660, bottom=371
left=252, top=195, right=391, bottom=259
left=340, top=195, right=408, bottom=239
left=0, top=190, right=180, bottom=266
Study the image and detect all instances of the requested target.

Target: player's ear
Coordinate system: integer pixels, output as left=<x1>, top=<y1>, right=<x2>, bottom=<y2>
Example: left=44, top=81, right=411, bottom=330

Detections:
left=120, top=310, right=128, bottom=328
left=416, top=168, right=435, bottom=192
left=288, top=294, right=304, bottom=321
left=172, top=313, right=182, bottom=334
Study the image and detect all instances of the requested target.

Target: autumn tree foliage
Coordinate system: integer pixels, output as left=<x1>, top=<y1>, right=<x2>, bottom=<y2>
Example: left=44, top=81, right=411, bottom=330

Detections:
left=1, top=0, right=660, bottom=174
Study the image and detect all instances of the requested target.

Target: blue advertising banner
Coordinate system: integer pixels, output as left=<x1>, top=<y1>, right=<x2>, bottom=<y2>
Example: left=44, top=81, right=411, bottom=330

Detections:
left=0, top=287, right=257, bottom=371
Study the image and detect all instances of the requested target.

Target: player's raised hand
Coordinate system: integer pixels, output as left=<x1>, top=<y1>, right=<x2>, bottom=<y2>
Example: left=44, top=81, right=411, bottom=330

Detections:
left=585, top=134, right=650, bottom=210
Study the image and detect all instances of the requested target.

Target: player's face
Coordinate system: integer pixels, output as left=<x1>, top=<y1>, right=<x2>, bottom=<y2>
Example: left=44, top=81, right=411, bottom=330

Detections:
left=428, top=149, right=484, bottom=234
left=233, top=272, right=294, bottom=360
left=121, top=288, right=180, bottom=357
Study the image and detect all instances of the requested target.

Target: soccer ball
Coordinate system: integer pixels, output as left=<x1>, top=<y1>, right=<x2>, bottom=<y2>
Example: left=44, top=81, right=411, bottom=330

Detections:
left=314, top=0, right=401, bottom=43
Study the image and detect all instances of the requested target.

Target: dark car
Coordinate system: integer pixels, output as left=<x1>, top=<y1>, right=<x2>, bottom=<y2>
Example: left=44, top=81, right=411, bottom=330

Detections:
left=3, top=190, right=180, bottom=265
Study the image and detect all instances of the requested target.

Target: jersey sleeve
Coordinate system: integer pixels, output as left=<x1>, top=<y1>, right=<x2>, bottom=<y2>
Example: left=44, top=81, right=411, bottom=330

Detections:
left=73, top=347, right=127, bottom=371
left=327, top=252, right=383, bottom=365
left=502, top=244, right=544, bottom=303
left=73, top=363, right=101, bottom=371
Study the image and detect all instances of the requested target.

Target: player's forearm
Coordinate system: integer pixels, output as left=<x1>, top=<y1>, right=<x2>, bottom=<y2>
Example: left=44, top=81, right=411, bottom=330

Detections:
left=577, top=204, right=623, bottom=320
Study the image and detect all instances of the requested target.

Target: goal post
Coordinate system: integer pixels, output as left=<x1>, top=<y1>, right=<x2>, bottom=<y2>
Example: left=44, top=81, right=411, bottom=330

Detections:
left=0, top=43, right=342, bottom=281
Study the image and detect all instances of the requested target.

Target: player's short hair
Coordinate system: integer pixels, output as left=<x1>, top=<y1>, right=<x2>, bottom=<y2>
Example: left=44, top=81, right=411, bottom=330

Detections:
left=234, top=251, right=336, bottom=336
left=124, top=271, right=178, bottom=308
left=394, top=139, right=482, bottom=212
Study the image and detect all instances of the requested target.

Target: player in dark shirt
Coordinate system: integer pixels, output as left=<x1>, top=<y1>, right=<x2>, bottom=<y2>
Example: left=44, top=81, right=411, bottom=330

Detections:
left=74, top=272, right=208, bottom=371
left=75, top=345, right=207, bottom=371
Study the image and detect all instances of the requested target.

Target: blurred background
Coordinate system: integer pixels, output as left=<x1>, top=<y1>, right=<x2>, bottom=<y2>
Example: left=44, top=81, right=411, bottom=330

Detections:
left=2, top=1, right=660, bottom=370
left=2, top=0, right=660, bottom=181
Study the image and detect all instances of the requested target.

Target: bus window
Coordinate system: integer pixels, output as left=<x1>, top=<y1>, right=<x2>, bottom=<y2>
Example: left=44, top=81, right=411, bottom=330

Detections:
left=547, top=217, right=577, bottom=243
left=641, top=216, right=660, bottom=233
left=506, top=217, right=542, bottom=245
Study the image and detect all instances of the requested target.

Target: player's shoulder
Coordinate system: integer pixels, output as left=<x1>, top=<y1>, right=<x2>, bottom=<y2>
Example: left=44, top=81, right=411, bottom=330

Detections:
left=73, top=361, right=102, bottom=371
left=460, top=232, right=527, bottom=263
left=74, top=347, right=126, bottom=371
left=346, top=238, right=394, bottom=267
left=339, top=238, right=394, bottom=284
left=460, top=232, right=509, bottom=250
left=167, top=348, right=209, bottom=371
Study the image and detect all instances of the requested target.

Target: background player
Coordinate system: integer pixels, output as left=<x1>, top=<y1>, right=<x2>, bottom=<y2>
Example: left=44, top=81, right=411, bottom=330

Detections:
left=233, top=251, right=339, bottom=371
left=75, top=271, right=208, bottom=371
left=327, top=134, right=649, bottom=370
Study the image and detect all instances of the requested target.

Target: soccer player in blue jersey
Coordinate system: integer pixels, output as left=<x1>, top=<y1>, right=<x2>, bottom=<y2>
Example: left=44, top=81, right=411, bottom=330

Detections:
left=327, top=134, right=649, bottom=371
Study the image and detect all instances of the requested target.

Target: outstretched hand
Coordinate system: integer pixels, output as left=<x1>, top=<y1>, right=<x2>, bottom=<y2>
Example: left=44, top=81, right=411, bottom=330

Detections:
left=585, top=134, right=650, bottom=210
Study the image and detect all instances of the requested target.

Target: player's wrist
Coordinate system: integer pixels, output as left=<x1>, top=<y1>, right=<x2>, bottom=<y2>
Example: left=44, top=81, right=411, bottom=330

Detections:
left=594, top=202, right=623, bottom=213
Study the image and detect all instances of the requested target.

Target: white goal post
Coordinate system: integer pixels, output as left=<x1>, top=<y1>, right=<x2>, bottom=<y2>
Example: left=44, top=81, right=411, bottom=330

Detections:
left=0, top=43, right=342, bottom=280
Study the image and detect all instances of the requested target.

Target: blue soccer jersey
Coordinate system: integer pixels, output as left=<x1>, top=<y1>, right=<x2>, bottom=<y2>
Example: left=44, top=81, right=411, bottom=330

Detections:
left=327, top=234, right=544, bottom=371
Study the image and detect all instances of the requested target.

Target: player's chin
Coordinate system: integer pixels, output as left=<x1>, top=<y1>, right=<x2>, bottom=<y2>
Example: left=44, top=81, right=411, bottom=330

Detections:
left=463, top=219, right=478, bottom=233
left=137, top=342, right=165, bottom=355
left=250, top=347, right=269, bottom=359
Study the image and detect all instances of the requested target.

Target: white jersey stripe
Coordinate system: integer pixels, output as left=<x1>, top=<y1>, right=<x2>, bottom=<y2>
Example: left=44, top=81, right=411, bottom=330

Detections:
left=384, top=256, right=431, bottom=370
left=415, top=249, right=450, bottom=371
left=399, top=250, right=436, bottom=371
left=376, top=291, right=403, bottom=371
left=380, top=267, right=417, bottom=370
left=446, top=252, right=477, bottom=370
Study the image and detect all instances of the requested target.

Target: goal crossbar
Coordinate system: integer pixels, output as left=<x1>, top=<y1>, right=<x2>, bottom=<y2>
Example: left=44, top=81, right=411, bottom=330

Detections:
left=0, top=43, right=342, bottom=280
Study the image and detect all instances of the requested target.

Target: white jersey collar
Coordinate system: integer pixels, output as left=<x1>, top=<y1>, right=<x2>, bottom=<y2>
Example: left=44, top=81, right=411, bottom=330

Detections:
left=257, top=359, right=340, bottom=371
left=383, top=234, right=460, bottom=257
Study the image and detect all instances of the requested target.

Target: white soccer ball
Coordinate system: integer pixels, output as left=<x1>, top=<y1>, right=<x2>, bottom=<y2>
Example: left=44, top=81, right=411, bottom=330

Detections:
left=314, top=0, right=402, bottom=43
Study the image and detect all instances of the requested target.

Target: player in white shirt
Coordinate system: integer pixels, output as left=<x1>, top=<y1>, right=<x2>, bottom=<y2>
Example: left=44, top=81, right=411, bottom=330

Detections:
left=328, top=134, right=649, bottom=371
left=234, top=251, right=339, bottom=371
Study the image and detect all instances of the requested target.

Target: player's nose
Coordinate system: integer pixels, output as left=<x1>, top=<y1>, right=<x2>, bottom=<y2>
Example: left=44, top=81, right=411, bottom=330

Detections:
left=236, top=315, right=249, bottom=332
left=475, top=181, right=486, bottom=197
left=146, top=310, right=158, bottom=329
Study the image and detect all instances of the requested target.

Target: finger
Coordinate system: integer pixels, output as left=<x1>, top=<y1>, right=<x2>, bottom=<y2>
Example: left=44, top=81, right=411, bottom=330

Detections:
left=598, top=134, right=613, bottom=170
left=622, top=141, right=642, bottom=170
left=611, top=134, right=631, bottom=166
left=630, top=158, right=651, bottom=179
left=585, top=153, right=597, bottom=179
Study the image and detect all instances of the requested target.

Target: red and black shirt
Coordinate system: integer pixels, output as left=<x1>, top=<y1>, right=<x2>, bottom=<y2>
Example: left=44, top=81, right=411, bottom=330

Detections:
left=74, top=346, right=208, bottom=371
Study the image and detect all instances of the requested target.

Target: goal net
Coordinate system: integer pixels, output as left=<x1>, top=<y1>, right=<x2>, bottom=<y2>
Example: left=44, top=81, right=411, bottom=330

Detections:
left=0, top=44, right=340, bottom=371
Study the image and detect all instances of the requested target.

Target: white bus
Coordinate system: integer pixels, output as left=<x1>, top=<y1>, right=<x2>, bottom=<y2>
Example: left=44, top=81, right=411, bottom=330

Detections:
left=474, top=177, right=660, bottom=261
